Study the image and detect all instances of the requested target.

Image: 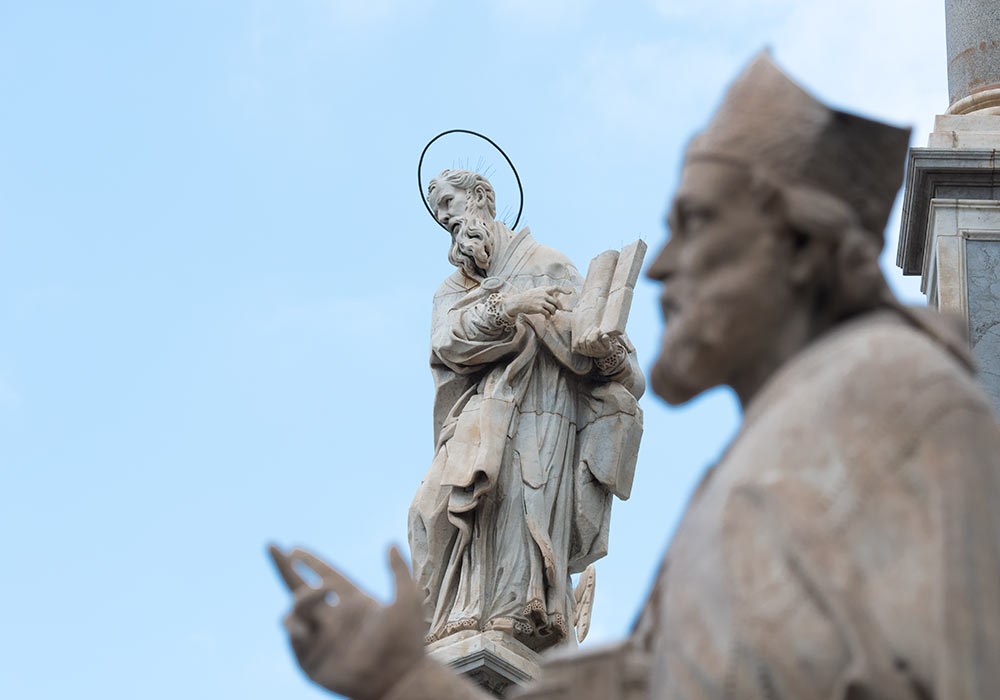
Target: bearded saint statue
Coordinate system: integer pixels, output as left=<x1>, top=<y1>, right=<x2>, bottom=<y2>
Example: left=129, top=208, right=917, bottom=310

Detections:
left=407, top=168, right=644, bottom=652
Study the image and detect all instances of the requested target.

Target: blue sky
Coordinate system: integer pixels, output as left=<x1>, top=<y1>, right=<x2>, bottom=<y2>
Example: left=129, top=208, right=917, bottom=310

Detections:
left=0, top=1, right=946, bottom=698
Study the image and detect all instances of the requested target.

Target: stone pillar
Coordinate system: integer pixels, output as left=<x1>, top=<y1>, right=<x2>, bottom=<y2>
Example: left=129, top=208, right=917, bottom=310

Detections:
left=946, top=0, right=1000, bottom=113
left=896, top=2, right=1000, bottom=411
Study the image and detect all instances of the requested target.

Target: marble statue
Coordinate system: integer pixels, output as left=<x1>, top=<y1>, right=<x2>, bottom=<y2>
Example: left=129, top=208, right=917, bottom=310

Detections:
left=271, top=52, right=1000, bottom=699
left=409, top=168, right=644, bottom=651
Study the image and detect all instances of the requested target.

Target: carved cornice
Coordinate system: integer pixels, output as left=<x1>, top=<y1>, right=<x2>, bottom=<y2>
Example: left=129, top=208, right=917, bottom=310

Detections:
left=896, top=148, right=1000, bottom=275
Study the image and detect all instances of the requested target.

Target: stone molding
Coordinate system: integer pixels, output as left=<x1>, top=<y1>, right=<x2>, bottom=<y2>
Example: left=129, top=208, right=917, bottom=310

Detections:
left=947, top=86, right=1000, bottom=115
left=896, top=148, right=1000, bottom=277
left=427, top=631, right=541, bottom=697
left=922, top=198, right=1000, bottom=313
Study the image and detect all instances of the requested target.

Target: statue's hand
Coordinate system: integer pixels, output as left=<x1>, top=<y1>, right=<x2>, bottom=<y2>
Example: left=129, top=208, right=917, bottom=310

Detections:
left=270, top=545, right=427, bottom=700
left=575, top=327, right=615, bottom=358
left=504, top=285, right=571, bottom=319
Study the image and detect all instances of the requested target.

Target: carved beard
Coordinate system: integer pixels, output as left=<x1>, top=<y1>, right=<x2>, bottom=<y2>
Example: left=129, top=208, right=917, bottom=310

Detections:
left=448, top=218, right=494, bottom=277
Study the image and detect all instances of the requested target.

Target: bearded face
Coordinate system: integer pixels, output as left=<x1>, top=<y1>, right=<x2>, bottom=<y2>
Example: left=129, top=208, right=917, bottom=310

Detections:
left=429, top=179, right=497, bottom=278
left=646, top=160, right=798, bottom=405
left=448, top=217, right=495, bottom=278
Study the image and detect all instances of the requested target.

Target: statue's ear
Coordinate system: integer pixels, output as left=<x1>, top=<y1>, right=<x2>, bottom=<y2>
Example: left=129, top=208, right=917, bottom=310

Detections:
left=787, top=227, right=822, bottom=288
left=473, top=185, right=487, bottom=207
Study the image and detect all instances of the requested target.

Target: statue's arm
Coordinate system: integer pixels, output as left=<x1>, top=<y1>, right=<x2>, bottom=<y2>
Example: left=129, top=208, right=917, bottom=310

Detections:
left=431, top=283, right=573, bottom=370
left=595, top=344, right=644, bottom=398
left=430, top=296, right=524, bottom=371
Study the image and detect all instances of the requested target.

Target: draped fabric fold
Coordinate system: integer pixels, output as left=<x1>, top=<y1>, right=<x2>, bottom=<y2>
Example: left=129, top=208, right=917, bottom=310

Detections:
left=409, top=226, right=643, bottom=651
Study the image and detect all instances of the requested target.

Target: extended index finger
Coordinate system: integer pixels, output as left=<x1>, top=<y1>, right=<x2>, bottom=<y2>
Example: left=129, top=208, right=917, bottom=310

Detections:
left=269, top=544, right=307, bottom=593
left=290, top=547, right=363, bottom=599
left=550, top=286, right=572, bottom=295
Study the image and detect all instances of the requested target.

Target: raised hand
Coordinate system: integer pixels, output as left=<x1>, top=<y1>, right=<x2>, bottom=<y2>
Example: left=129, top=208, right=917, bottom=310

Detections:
left=270, top=545, right=428, bottom=700
left=504, top=285, right=571, bottom=319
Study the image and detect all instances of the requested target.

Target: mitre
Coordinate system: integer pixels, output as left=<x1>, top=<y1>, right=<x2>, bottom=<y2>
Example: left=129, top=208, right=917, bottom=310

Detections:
left=685, top=51, right=912, bottom=238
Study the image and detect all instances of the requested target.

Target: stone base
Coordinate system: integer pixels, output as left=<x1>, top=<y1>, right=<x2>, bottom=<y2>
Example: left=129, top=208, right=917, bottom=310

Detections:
left=514, top=641, right=649, bottom=700
left=427, top=631, right=541, bottom=697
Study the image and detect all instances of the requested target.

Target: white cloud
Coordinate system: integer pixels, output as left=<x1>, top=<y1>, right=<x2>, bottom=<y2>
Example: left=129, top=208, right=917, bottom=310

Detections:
left=652, top=0, right=788, bottom=22
left=578, top=0, right=947, bottom=145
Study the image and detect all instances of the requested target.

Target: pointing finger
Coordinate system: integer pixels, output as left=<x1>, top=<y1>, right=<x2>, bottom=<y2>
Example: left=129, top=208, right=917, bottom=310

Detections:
left=551, top=286, right=572, bottom=295
left=269, top=544, right=307, bottom=593
left=290, top=548, right=362, bottom=600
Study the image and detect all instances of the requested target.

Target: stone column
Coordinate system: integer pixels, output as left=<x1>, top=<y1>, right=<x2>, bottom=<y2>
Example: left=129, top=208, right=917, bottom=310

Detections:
left=896, top=2, right=1000, bottom=411
left=946, top=0, right=1000, bottom=113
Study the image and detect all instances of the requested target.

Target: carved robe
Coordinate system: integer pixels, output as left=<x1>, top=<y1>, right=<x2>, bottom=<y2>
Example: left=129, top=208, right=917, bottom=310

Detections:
left=408, top=225, right=643, bottom=652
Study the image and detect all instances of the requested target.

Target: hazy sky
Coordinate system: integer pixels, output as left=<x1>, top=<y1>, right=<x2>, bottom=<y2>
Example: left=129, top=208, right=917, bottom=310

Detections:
left=0, top=1, right=947, bottom=698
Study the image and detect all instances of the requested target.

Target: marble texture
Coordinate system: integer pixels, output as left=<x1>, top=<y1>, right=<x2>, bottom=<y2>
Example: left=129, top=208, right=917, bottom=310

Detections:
left=966, top=239, right=1000, bottom=411
left=408, top=170, right=645, bottom=655
left=428, top=631, right=540, bottom=697
left=927, top=113, right=1000, bottom=148
left=946, top=0, right=1000, bottom=106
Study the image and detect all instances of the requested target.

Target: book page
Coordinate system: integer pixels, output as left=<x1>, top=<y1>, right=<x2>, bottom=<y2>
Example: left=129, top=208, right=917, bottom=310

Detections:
left=600, top=239, right=647, bottom=338
left=572, top=249, right=619, bottom=353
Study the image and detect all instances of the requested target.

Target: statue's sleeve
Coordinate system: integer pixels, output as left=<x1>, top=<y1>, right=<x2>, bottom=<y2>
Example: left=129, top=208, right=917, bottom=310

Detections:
left=431, top=291, right=529, bottom=373
left=380, top=657, right=493, bottom=700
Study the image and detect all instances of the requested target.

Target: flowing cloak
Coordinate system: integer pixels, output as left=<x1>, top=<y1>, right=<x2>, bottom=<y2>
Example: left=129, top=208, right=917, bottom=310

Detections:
left=408, top=225, right=644, bottom=651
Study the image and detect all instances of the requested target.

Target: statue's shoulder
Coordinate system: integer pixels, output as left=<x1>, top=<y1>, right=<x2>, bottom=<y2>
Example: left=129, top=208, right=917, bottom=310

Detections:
left=433, top=270, right=476, bottom=300
left=515, top=231, right=581, bottom=281
left=822, top=310, right=973, bottom=382
left=767, top=310, right=989, bottom=422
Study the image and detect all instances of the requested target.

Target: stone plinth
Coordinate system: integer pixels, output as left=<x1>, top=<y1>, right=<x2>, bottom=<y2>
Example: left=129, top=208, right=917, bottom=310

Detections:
left=918, top=199, right=1000, bottom=412
left=896, top=107, right=1000, bottom=411
left=896, top=113, right=1000, bottom=280
left=513, top=641, right=648, bottom=700
left=427, top=631, right=541, bottom=697
left=928, top=113, right=1000, bottom=149
left=946, top=0, right=1000, bottom=110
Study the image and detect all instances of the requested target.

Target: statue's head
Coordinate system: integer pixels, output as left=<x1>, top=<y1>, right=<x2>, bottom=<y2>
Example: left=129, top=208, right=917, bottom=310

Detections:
left=427, top=169, right=497, bottom=233
left=428, top=169, right=498, bottom=278
left=647, top=53, right=911, bottom=406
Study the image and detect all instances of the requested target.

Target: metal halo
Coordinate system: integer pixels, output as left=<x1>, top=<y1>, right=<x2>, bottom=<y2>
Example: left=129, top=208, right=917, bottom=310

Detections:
left=418, top=129, right=524, bottom=233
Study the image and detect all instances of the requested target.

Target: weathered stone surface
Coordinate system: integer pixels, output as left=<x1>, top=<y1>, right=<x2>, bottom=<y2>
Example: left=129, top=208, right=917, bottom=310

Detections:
left=409, top=169, right=644, bottom=653
left=946, top=0, right=1000, bottom=107
left=428, top=631, right=540, bottom=696
left=967, top=238, right=1000, bottom=411
left=895, top=149, right=1000, bottom=278
left=927, top=113, right=1000, bottom=148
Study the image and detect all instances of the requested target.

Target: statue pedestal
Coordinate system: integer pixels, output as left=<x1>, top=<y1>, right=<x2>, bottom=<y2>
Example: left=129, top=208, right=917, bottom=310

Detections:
left=427, top=631, right=541, bottom=697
